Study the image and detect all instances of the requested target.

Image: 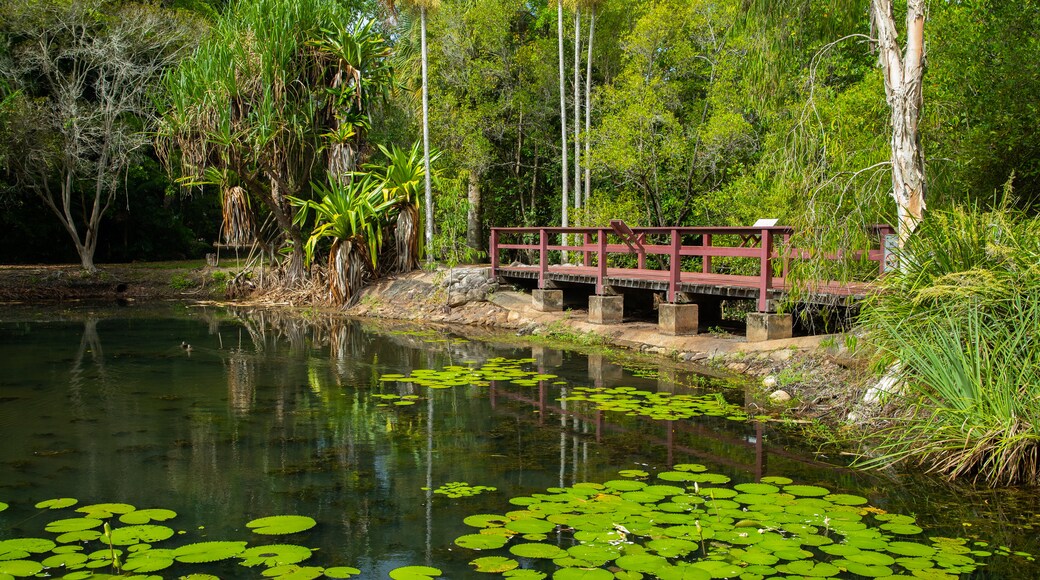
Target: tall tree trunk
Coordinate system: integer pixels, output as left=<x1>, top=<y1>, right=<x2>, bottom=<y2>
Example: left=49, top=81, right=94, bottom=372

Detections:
left=557, top=0, right=569, bottom=230
left=573, top=7, right=582, bottom=212
left=466, top=167, right=483, bottom=253
left=872, top=0, right=927, bottom=248
left=584, top=5, right=596, bottom=207
left=421, top=6, right=435, bottom=264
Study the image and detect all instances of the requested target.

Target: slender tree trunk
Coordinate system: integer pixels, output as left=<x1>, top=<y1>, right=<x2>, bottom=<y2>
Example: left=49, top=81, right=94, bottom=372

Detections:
left=872, top=0, right=927, bottom=247
left=466, top=167, right=483, bottom=253
left=421, top=6, right=435, bottom=264
left=557, top=0, right=569, bottom=230
left=584, top=6, right=596, bottom=207
left=573, top=7, right=582, bottom=212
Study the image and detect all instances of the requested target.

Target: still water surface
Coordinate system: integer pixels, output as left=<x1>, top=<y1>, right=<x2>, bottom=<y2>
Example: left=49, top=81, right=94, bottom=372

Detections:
left=1, top=304, right=1038, bottom=578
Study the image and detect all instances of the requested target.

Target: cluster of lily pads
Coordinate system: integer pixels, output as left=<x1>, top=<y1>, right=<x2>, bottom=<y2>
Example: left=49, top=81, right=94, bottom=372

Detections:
left=451, top=465, right=1033, bottom=579
left=560, top=387, right=754, bottom=422
left=423, top=482, right=498, bottom=499
left=372, top=393, right=423, bottom=407
left=378, top=357, right=560, bottom=390
left=0, top=499, right=383, bottom=579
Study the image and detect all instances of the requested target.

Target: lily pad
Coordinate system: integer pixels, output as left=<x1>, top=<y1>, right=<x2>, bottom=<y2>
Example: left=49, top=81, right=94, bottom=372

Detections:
left=323, top=567, right=363, bottom=578
left=173, top=541, right=247, bottom=563
left=45, top=518, right=104, bottom=533
left=552, top=568, right=613, bottom=580
left=246, top=515, right=317, bottom=535
left=470, top=556, right=519, bottom=573
left=35, top=498, right=78, bottom=510
left=109, top=525, right=175, bottom=545
left=510, top=543, right=567, bottom=559
left=455, top=534, right=510, bottom=550
left=77, top=503, right=136, bottom=518
left=119, top=509, right=177, bottom=524
left=239, top=544, right=313, bottom=567
left=388, top=565, right=442, bottom=579
left=0, top=560, right=44, bottom=577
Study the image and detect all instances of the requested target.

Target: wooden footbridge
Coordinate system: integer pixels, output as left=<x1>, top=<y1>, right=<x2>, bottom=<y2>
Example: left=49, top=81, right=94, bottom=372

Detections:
left=489, top=221, right=895, bottom=340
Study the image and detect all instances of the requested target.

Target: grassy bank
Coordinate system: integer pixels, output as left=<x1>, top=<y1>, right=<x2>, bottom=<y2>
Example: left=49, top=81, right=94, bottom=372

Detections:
left=857, top=206, right=1040, bottom=485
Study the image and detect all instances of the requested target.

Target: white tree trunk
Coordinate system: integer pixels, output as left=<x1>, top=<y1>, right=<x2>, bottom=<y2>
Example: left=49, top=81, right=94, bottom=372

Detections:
left=872, top=0, right=927, bottom=247
left=558, top=1, right=569, bottom=230
left=573, top=7, right=582, bottom=211
left=584, top=6, right=596, bottom=207
left=467, top=167, right=483, bottom=253
left=421, top=7, right=435, bottom=263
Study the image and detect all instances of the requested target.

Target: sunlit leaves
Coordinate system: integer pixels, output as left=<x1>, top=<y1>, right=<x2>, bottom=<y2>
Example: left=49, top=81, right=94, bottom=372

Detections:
left=245, top=515, right=317, bottom=535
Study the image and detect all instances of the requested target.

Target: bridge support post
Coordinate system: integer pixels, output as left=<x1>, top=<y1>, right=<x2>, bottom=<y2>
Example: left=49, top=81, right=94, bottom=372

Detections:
left=589, top=295, right=623, bottom=324
left=532, top=289, right=563, bottom=312
left=659, top=303, right=699, bottom=336
left=746, top=313, right=792, bottom=342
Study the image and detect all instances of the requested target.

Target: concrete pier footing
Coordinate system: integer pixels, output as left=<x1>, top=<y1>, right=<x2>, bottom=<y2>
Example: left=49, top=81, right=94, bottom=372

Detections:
left=746, top=313, right=793, bottom=342
left=532, top=289, right=563, bottom=312
left=589, top=295, right=623, bottom=324
left=658, top=303, right=699, bottom=336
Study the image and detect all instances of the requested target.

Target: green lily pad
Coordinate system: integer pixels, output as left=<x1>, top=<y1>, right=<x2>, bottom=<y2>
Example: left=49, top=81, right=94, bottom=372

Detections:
left=455, top=534, right=510, bottom=550
left=118, top=509, right=177, bottom=524
left=122, top=554, right=175, bottom=573
left=55, top=530, right=102, bottom=543
left=323, top=567, right=362, bottom=578
left=552, top=568, right=614, bottom=580
left=388, top=565, right=442, bottom=579
left=173, top=541, right=247, bottom=563
left=0, top=538, right=54, bottom=554
left=239, top=544, right=313, bottom=567
left=109, top=525, right=175, bottom=545
left=0, top=560, right=44, bottom=577
left=510, top=543, right=567, bottom=559
left=246, top=515, right=316, bottom=535
left=504, top=571, right=547, bottom=579
left=470, top=556, right=519, bottom=573
left=887, top=541, right=936, bottom=557
left=262, top=564, right=325, bottom=579
left=45, top=518, right=104, bottom=533
left=505, top=518, right=556, bottom=535
left=35, top=498, right=78, bottom=510
left=776, top=560, right=840, bottom=576
left=77, top=503, right=135, bottom=518
left=0, top=502, right=7, bottom=513
left=782, top=485, right=831, bottom=497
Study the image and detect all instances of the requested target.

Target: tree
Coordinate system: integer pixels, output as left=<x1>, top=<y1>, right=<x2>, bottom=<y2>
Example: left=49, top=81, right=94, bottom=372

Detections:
left=161, top=0, right=388, bottom=284
left=871, top=0, right=926, bottom=247
left=557, top=0, right=569, bottom=231
left=386, top=0, right=440, bottom=263
left=570, top=0, right=582, bottom=210
left=1, top=0, right=199, bottom=271
left=583, top=0, right=605, bottom=206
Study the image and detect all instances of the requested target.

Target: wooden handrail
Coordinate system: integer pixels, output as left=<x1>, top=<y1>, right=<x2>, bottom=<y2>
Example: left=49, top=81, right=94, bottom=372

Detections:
left=489, top=224, right=892, bottom=312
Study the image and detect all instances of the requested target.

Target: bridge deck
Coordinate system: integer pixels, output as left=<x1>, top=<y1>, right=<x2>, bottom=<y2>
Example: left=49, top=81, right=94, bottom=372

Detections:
left=490, top=223, right=894, bottom=312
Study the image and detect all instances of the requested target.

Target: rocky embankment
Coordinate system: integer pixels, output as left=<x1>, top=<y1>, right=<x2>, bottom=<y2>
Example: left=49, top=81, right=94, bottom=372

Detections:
left=349, top=267, right=874, bottom=422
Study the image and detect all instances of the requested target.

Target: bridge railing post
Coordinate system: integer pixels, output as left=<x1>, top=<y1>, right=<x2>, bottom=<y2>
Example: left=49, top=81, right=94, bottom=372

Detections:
left=490, top=229, right=500, bottom=276
left=758, top=228, right=774, bottom=312
left=584, top=232, right=593, bottom=267
left=597, top=229, right=608, bottom=295
left=538, top=229, right=548, bottom=289
left=668, top=228, right=681, bottom=302
left=702, top=233, right=712, bottom=274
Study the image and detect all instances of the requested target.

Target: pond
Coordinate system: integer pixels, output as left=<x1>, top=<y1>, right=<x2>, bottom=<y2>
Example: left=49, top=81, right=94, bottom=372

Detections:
left=0, top=303, right=1037, bottom=579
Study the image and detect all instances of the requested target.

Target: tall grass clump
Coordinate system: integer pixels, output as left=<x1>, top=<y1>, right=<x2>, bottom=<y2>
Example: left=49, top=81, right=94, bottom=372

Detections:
left=858, top=204, right=1040, bottom=486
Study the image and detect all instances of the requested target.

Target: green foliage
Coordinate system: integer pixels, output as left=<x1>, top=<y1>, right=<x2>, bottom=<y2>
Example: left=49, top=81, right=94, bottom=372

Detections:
left=293, top=176, right=396, bottom=269
left=451, top=468, right=1032, bottom=578
left=859, top=206, right=1040, bottom=485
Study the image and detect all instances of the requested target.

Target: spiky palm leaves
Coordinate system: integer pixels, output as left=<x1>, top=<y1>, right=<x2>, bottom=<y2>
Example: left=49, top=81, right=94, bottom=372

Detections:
left=292, top=176, right=393, bottom=305
left=291, top=142, right=435, bottom=305
left=160, top=0, right=393, bottom=285
left=375, top=142, right=437, bottom=273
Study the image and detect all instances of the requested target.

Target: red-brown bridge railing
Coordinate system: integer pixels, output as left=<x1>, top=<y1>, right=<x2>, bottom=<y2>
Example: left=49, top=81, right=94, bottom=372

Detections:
left=490, top=222, right=896, bottom=312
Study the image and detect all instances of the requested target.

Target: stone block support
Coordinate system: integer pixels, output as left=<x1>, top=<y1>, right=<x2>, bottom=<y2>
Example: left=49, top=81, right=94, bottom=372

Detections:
left=658, top=303, right=699, bottom=336
left=746, top=313, right=793, bottom=342
left=532, top=289, right=563, bottom=312
left=589, top=295, right=623, bottom=325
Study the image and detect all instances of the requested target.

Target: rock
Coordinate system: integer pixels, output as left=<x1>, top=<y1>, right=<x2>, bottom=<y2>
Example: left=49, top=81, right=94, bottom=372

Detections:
left=769, top=390, right=791, bottom=404
left=762, top=375, right=778, bottom=389
left=769, top=349, right=794, bottom=362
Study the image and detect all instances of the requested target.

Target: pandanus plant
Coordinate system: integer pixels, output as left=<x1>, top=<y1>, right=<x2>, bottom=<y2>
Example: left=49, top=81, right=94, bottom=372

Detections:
left=369, top=142, right=439, bottom=273
left=291, top=176, right=395, bottom=305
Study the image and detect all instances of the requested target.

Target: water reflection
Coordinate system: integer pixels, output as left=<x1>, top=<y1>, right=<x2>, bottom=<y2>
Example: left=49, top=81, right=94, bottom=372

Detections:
left=0, top=305, right=1038, bottom=578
